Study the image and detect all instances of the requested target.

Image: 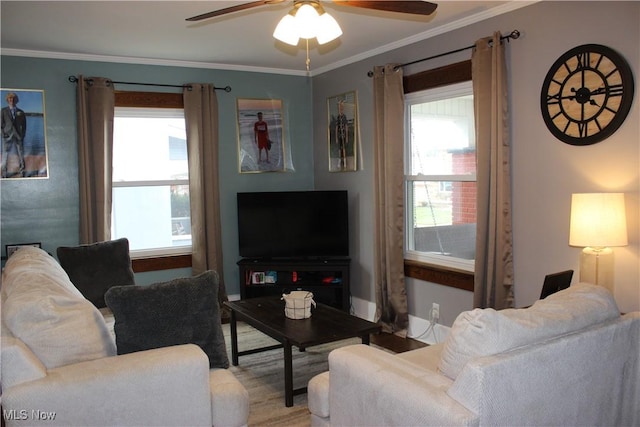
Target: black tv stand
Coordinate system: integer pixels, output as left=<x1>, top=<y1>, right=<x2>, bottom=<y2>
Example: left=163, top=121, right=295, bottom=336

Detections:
left=237, top=257, right=350, bottom=312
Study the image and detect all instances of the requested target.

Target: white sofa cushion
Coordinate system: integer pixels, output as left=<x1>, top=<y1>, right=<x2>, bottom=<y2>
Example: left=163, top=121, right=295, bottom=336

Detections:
left=1, top=246, right=116, bottom=369
left=438, top=283, right=620, bottom=380
left=397, top=342, right=445, bottom=373
left=209, top=368, right=251, bottom=427
left=308, top=371, right=331, bottom=418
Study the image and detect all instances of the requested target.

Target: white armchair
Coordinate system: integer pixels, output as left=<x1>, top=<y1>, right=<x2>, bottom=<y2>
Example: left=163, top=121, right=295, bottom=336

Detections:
left=1, top=247, right=249, bottom=427
left=308, top=284, right=640, bottom=426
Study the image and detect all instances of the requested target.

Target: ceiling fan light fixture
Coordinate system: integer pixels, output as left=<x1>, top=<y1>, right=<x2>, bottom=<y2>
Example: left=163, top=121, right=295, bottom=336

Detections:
left=273, top=13, right=299, bottom=45
left=273, top=1, right=342, bottom=46
left=272, top=0, right=344, bottom=70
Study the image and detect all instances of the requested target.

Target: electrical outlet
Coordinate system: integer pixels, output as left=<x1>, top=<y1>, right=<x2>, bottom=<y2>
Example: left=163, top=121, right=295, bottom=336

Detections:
left=431, top=303, right=440, bottom=323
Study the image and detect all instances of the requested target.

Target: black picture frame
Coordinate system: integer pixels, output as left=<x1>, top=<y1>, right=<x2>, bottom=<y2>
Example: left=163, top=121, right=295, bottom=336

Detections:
left=6, top=242, right=42, bottom=258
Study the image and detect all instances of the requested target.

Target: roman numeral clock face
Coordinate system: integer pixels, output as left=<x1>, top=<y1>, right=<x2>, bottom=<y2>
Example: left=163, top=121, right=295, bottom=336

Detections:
left=540, top=44, right=634, bottom=146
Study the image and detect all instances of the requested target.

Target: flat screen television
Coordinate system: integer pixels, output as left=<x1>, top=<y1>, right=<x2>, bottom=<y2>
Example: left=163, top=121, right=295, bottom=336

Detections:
left=237, top=190, right=349, bottom=259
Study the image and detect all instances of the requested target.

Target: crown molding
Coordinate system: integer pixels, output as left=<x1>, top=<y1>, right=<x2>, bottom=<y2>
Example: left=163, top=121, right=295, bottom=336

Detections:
left=312, top=1, right=537, bottom=75
left=0, top=48, right=309, bottom=77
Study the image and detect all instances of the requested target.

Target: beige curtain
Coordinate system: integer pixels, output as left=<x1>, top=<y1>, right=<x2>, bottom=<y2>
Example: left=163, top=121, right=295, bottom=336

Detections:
left=76, top=76, right=115, bottom=244
left=472, top=32, right=514, bottom=309
left=372, top=65, right=408, bottom=336
left=183, top=84, right=229, bottom=316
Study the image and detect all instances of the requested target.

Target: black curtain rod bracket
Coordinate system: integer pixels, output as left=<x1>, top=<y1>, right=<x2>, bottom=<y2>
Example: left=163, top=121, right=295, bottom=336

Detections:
left=367, top=29, right=520, bottom=77
left=68, top=76, right=232, bottom=92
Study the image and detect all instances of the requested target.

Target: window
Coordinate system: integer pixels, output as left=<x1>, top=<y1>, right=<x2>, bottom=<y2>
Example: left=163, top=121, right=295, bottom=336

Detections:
left=405, top=81, right=476, bottom=273
left=111, top=107, right=191, bottom=257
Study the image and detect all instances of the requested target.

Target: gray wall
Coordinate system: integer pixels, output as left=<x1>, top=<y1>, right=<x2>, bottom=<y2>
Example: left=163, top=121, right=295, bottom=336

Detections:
left=313, top=1, right=640, bottom=321
left=0, top=57, right=314, bottom=294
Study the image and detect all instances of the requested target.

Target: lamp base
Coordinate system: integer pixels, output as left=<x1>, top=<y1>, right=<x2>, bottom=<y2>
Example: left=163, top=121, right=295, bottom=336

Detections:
left=579, top=247, right=614, bottom=292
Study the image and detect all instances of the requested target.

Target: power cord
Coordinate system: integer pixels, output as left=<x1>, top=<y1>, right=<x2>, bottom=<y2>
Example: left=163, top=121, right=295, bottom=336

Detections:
left=410, top=306, right=439, bottom=343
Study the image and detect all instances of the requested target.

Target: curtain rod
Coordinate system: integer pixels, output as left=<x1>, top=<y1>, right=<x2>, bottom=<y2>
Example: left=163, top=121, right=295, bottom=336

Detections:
left=68, top=76, right=232, bottom=92
left=367, top=29, right=520, bottom=77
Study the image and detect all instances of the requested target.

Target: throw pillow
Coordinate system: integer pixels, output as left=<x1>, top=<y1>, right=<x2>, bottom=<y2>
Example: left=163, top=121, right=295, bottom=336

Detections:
left=57, top=238, right=136, bottom=309
left=438, top=283, right=620, bottom=380
left=104, top=270, right=229, bottom=369
left=2, top=246, right=117, bottom=369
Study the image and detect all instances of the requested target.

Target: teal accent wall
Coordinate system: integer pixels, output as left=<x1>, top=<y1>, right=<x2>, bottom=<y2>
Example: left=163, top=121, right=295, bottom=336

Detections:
left=0, top=55, right=314, bottom=294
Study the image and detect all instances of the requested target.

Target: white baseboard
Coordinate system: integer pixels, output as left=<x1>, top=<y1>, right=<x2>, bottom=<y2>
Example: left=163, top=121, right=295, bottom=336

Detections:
left=350, top=295, right=377, bottom=320
left=350, top=296, right=451, bottom=346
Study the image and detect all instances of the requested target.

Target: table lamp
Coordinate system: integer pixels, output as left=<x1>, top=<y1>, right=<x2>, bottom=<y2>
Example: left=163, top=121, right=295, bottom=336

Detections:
left=569, top=193, right=628, bottom=292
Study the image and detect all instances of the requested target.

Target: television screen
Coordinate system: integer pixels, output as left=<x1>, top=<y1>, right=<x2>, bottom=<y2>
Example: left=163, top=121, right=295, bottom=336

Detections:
left=237, top=190, right=349, bottom=259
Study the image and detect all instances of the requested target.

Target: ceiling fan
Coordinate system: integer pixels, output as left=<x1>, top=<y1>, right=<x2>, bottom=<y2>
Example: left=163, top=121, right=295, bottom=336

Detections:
left=186, top=1, right=438, bottom=23
left=186, top=1, right=438, bottom=70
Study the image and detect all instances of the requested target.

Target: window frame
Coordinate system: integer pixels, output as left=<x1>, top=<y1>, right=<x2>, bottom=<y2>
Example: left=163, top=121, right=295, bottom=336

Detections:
left=404, top=81, right=476, bottom=273
left=113, top=91, right=192, bottom=270
left=402, top=61, right=475, bottom=290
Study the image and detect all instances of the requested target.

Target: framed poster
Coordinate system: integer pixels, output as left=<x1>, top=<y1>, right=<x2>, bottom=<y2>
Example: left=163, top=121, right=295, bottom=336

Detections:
left=6, top=242, right=41, bottom=259
left=1, top=88, right=49, bottom=179
left=237, top=98, right=286, bottom=173
left=327, top=91, right=358, bottom=172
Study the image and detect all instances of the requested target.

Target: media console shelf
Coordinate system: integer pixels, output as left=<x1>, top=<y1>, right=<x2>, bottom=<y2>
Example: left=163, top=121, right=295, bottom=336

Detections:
left=237, top=258, right=350, bottom=312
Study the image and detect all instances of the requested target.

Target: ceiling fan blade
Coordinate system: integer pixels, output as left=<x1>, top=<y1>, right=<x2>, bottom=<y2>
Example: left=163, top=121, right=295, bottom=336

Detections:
left=332, top=1, right=437, bottom=16
left=186, top=1, right=281, bottom=22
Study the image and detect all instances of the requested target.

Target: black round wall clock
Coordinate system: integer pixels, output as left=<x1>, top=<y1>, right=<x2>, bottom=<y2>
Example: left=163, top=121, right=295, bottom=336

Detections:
left=540, top=44, right=635, bottom=146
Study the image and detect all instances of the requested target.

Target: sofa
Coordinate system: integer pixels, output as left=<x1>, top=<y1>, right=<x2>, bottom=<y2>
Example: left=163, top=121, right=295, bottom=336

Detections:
left=308, top=283, right=640, bottom=426
left=1, top=246, right=249, bottom=427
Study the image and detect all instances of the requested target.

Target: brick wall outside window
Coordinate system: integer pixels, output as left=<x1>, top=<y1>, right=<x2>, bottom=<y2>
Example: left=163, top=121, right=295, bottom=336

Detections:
left=452, top=150, right=476, bottom=224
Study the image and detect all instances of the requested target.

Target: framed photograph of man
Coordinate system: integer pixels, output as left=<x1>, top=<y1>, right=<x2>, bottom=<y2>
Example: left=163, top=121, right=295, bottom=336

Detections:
left=1, top=88, right=49, bottom=179
left=237, top=98, right=286, bottom=173
left=327, top=91, right=358, bottom=172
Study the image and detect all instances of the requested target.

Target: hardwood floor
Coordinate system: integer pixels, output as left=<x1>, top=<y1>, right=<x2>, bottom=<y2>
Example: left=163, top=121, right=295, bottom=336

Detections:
left=370, top=331, right=428, bottom=353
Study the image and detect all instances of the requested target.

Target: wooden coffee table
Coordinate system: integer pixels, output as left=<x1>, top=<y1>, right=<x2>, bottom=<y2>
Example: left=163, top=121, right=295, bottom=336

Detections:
left=224, top=296, right=381, bottom=407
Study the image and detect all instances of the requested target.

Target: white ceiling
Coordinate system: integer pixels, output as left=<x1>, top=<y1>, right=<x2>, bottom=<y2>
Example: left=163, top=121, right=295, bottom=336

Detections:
left=1, top=1, right=531, bottom=76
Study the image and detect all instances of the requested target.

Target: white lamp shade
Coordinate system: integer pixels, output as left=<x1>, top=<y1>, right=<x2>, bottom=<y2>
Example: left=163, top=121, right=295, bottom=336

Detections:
left=569, top=193, right=628, bottom=248
left=294, top=3, right=320, bottom=39
left=316, top=12, right=342, bottom=44
left=273, top=14, right=299, bottom=45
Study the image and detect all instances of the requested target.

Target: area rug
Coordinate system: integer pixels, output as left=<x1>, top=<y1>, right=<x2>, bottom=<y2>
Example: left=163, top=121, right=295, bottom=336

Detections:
left=222, top=321, right=389, bottom=427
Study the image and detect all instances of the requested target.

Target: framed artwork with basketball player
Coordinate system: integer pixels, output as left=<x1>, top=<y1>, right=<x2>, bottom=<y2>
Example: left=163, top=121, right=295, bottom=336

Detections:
left=236, top=98, right=288, bottom=173
left=327, top=91, right=358, bottom=172
left=1, top=88, right=49, bottom=179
